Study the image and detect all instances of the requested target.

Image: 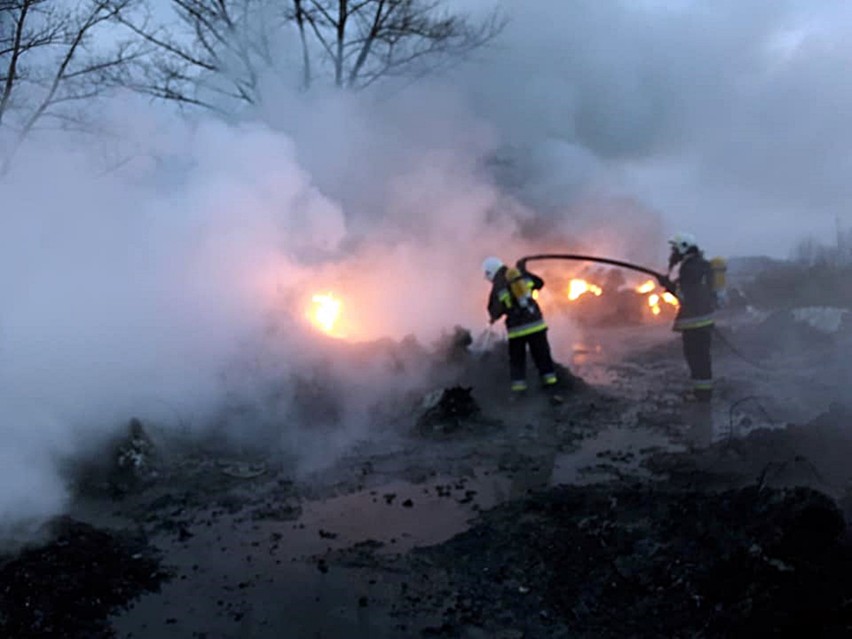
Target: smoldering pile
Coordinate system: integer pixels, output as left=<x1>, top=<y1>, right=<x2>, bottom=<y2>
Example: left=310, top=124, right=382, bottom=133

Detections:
left=416, top=386, right=482, bottom=436
left=213, top=324, right=587, bottom=447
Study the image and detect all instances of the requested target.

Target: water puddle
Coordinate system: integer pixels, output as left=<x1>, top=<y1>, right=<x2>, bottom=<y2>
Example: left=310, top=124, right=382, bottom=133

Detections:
left=292, top=473, right=513, bottom=554
left=551, top=426, right=686, bottom=485
left=110, top=470, right=513, bottom=638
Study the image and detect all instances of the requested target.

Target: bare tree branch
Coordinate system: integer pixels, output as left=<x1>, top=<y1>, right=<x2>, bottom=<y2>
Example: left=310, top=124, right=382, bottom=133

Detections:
left=1, top=0, right=36, bottom=127
left=347, top=0, right=385, bottom=85
left=116, top=13, right=216, bottom=70
left=296, top=0, right=505, bottom=90
left=293, top=0, right=311, bottom=89
left=0, top=0, right=151, bottom=171
left=112, top=0, right=504, bottom=114
left=115, top=0, right=286, bottom=108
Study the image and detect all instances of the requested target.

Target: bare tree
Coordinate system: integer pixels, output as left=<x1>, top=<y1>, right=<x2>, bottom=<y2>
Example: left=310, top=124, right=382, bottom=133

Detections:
left=120, top=0, right=504, bottom=110
left=0, top=0, right=146, bottom=167
left=115, top=0, right=283, bottom=110
left=293, top=0, right=505, bottom=90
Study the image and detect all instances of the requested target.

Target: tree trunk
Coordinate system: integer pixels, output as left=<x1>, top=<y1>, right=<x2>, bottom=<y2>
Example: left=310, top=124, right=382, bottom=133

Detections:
left=0, top=0, right=32, bottom=128
left=293, top=0, right=312, bottom=90
left=334, top=0, right=346, bottom=87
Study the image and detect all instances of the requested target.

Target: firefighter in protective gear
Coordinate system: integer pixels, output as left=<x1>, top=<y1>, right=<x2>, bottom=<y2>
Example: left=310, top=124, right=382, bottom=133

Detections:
left=482, top=256, right=560, bottom=398
left=661, top=233, right=715, bottom=402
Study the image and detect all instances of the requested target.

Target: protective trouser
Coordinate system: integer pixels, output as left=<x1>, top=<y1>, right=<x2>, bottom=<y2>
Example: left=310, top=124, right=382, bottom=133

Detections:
left=682, top=325, right=713, bottom=400
left=508, top=329, right=557, bottom=392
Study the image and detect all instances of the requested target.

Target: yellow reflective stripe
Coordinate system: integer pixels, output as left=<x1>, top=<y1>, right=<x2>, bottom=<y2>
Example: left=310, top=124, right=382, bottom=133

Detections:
left=498, top=289, right=513, bottom=309
left=508, top=321, right=547, bottom=338
left=542, top=373, right=558, bottom=385
left=674, top=315, right=715, bottom=331
left=693, top=379, right=713, bottom=390
left=511, top=381, right=528, bottom=392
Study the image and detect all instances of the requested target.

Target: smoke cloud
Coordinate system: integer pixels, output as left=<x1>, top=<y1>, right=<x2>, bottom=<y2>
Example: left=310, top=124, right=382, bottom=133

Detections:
left=459, top=0, right=852, bottom=257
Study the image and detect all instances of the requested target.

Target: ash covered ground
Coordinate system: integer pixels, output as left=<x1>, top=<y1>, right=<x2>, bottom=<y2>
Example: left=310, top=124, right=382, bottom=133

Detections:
left=4, top=266, right=852, bottom=638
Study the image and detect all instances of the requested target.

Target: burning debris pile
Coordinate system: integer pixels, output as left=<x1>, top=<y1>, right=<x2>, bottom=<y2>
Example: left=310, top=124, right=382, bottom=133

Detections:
left=545, top=269, right=679, bottom=327
left=416, top=386, right=482, bottom=436
left=401, top=483, right=852, bottom=638
left=0, top=518, right=169, bottom=638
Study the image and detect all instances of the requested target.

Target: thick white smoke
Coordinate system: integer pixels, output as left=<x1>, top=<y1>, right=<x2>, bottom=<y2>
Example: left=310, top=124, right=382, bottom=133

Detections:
left=0, top=87, right=536, bottom=535
left=0, top=117, right=354, bottom=531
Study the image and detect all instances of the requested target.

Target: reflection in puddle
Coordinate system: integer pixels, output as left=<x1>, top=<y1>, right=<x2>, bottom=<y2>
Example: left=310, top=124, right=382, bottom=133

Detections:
left=551, top=426, right=686, bottom=485
left=294, top=473, right=513, bottom=554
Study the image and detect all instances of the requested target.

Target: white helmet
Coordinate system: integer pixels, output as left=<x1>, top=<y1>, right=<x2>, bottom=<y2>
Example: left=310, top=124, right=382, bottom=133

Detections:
left=482, top=256, right=504, bottom=282
left=668, top=232, right=698, bottom=254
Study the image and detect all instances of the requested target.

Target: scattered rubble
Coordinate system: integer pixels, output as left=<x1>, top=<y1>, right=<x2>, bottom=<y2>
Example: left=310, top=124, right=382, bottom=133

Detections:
left=398, top=483, right=852, bottom=638
left=0, top=517, right=169, bottom=638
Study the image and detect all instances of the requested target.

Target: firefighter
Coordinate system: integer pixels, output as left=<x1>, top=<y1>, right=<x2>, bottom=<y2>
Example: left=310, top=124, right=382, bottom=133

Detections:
left=482, top=256, right=562, bottom=402
left=661, top=233, right=715, bottom=402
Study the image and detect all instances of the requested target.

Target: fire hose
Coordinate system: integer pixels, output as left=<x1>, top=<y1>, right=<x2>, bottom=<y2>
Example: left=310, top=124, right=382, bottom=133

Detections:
left=517, top=253, right=770, bottom=371
left=517, top=254, right=668, bottom=284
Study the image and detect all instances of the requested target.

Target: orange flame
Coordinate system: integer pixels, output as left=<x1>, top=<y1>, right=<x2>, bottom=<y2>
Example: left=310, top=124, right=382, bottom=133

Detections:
left=567, top=279, right=603, bottom=301
left=647, top=290, right=679, bottom=316
left=308, top=292, right=344, bottom=337
left=564, top=276, right=678, bottom=319
left=636, top=279, right=656, bottom=294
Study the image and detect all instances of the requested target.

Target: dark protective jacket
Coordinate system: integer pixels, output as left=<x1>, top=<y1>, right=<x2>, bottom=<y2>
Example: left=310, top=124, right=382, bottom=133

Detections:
left=673, top=251, right=715, bottom=331
left=487, top=266, right=548, bottom=339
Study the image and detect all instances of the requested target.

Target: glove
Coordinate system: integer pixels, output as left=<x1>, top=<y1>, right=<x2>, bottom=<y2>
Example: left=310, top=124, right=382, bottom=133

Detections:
left=515, top=258, right=527, bottom=272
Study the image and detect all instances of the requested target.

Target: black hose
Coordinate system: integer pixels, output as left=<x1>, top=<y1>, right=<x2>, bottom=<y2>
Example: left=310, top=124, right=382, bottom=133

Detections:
left=519, top=253, right=667, bottom=282
left=712, top=326, right=771, bottom=371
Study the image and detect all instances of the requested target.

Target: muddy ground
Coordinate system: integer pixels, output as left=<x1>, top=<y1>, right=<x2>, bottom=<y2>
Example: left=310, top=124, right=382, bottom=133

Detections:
left=4, top=305, right=852, bottom=638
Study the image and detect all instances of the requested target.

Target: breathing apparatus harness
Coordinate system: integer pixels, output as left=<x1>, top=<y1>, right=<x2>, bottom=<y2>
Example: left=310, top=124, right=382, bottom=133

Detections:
left=505, top=266, right=535, bottom=314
